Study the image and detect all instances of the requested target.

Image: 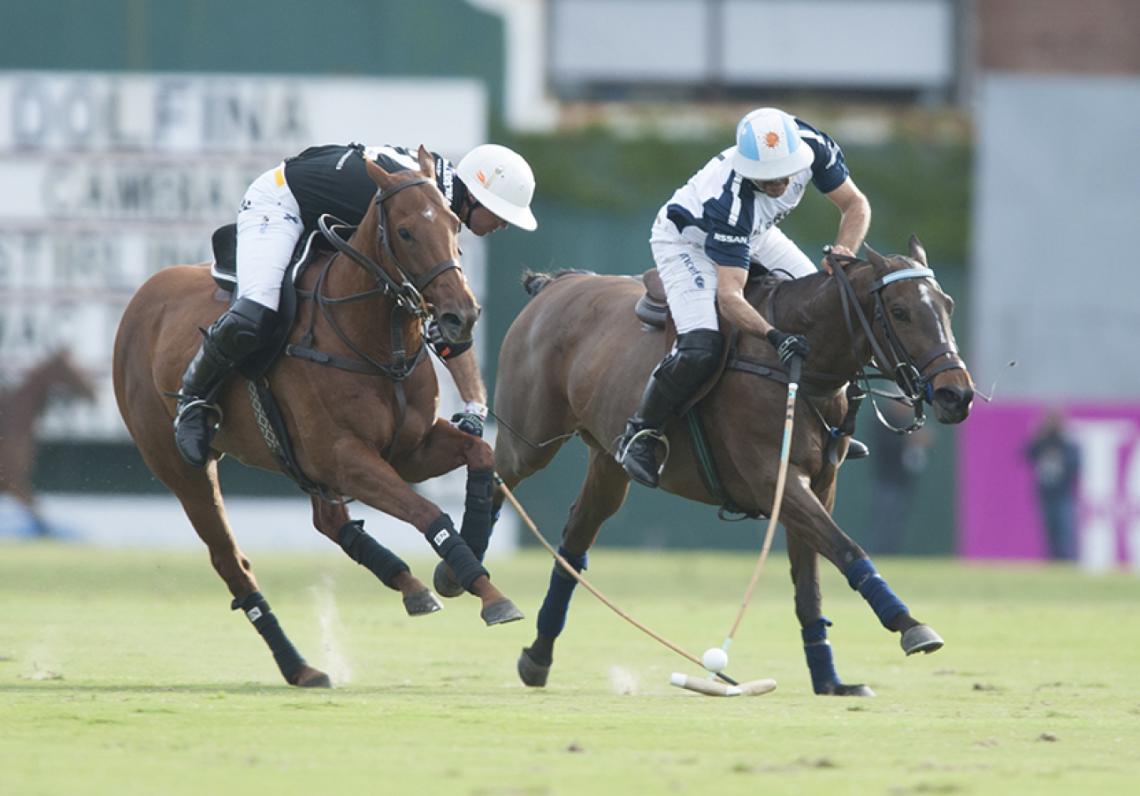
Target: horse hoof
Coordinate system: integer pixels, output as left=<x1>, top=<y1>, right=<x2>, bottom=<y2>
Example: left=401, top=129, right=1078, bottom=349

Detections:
left=901, top=624, right=944, bottom=656
left=403, top=588, right=443, bottom=616
left=292, top=666, right=332, bottom=688
left=481, top=598, right=524, bottom=626
left=517, top=647, right=550, bottom=687
left=818, top=682, right=876, bottom=697
left=432, top=561, right=465, bottom=599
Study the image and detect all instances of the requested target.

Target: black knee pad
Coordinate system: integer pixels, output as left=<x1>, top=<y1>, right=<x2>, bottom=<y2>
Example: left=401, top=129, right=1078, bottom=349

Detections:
left=208, top=298, right=278, bottom=362
left=654, top=329, right=725, bottom=402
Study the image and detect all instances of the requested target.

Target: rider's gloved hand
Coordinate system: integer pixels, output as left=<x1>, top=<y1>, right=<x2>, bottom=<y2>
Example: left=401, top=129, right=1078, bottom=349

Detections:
left=766, top=328, right=810, bottom=368
left=450, top=401, right=488, bottom=438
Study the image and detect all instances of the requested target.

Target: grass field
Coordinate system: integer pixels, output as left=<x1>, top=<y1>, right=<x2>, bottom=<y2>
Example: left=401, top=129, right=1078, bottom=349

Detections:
left=2, top=543, right=1138, bottom=795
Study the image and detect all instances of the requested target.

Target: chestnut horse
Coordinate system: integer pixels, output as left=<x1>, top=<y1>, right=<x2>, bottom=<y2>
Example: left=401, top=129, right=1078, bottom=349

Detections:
left=113, top=148, right=520, bottom=688
left=494, top=237, right=975, bottom=695
left=0, top=350, right=96, bottom=536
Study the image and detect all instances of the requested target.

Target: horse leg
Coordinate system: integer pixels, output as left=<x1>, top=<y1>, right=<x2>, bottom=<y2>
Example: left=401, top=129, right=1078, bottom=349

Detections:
left=518, top=446, right=630, bottom=687
left=788, top=533, right=873, bottom=697
left=163, top=460, right=328, bottom=687
left=10, top=486, right=51, bottom=537
left=780, top=474, right=944, bottom=658
left=335, top=433, right=522, bottom=626
left=309, top=497, right=441, bottom=617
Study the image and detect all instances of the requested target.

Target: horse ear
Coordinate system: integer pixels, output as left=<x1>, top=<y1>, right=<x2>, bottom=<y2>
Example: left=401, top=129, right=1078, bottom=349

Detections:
left=908, top=234, right=929, bottom=266
left=364, top=157, right=395, bottom=190
left=416, top=144, right=437, bottom=179
left=864, top=243, right=889, bottom=273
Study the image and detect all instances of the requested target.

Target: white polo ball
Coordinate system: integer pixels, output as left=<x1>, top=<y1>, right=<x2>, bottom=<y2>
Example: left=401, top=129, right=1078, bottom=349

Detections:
left=701, top=647, right=728, bottom=673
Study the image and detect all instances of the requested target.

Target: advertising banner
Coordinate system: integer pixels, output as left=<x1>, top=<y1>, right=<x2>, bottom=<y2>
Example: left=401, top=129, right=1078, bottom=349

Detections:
left=959, top=402, right=1140, bottom=571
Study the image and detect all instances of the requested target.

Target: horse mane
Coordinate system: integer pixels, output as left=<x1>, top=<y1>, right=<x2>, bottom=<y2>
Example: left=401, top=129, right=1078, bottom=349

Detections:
left=764, top=259, right=876, bottom=332
left=521, top=268, right=596, bottom=298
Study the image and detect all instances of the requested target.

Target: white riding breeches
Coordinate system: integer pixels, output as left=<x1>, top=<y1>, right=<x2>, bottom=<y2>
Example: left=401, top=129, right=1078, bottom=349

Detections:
left=650, top=219, right=816, bottom=334
left=235, top=164, right=303, bottom=311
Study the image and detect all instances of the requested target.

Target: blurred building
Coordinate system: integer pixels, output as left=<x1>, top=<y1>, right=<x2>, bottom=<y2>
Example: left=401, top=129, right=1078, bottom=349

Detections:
left=964, top=0, right=1140, bottom=570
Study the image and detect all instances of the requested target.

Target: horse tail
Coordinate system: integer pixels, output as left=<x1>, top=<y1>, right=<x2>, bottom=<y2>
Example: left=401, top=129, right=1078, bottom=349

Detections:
left=521, top=268, right=596, bottom=298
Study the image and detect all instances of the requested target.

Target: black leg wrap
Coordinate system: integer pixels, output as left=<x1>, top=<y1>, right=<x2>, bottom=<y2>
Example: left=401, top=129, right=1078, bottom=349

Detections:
left=338, top=519, right=409, bottom=590
left=231, top=591, right=306, bottom=682
left=427, top=514, right=488, bottom=591
left=460, top=468, right=495, bottom=562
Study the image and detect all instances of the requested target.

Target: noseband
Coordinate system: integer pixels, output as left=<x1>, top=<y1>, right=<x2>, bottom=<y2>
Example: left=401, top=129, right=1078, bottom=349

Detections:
left=832, top=257, right=967, bottom=431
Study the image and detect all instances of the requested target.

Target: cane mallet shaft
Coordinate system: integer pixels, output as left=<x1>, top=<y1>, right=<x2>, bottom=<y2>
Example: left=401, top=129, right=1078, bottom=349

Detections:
left=721, top=355, right=802, bottom=649
left=497, top=478, right=739, bottom=686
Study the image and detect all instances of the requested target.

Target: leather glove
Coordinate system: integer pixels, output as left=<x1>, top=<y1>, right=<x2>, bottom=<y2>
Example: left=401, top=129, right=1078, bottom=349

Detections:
left=766, top=329, right=810, bottom=368
left=450, top=402, right=488, bottom=437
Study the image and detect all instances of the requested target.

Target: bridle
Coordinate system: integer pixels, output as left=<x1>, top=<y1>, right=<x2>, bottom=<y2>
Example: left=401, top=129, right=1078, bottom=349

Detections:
left=316, top=175, right=461, bottom=320
left=831, top=255, right=967, bottom=432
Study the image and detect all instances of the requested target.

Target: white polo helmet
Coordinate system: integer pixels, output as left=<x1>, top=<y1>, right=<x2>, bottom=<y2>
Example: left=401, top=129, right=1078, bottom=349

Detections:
left=456, top=144, right=537, bottom=231
left=732, top=108, right=814, bottom=181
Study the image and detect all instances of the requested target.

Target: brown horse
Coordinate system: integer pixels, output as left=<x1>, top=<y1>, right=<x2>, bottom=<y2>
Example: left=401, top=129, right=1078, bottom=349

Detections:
left=0, top=350, right=96, bottom=536
left=494, top=237, right=975, bottom=695
left=113, top=148, right=521, bottom=688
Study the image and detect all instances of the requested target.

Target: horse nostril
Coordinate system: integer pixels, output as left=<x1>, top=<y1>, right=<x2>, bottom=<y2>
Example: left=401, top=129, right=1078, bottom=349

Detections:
left=935, top=386, right=972, bottom=409
left=438, top=312, right=476, bottom=343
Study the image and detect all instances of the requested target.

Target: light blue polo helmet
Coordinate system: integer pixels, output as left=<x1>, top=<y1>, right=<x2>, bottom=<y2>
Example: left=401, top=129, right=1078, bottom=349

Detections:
left=732, top=108, right=814, bottom=181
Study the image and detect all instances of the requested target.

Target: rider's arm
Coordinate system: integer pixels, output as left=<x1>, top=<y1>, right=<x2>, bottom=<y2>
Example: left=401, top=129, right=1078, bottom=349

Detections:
left=820, top=178, right=870, bottom=271
left=714, top=265, right=774, bottom=339
left=443, top=348, right=488, bottom=406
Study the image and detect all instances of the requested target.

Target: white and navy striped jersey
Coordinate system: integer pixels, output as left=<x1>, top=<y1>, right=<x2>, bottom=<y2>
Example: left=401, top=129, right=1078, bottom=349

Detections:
left=658, top=119, right=849, bottom=270
left=283, top=143, right=466, bottom=231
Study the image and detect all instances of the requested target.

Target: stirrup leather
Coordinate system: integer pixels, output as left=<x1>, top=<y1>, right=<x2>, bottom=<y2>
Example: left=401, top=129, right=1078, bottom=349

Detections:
left=618, top=427, right=671, bottom=476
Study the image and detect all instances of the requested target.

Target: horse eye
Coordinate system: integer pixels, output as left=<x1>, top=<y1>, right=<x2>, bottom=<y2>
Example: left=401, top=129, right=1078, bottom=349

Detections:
left=398, top=227, right=413, bottom=242
left=891, top=306, right=909, bottom=322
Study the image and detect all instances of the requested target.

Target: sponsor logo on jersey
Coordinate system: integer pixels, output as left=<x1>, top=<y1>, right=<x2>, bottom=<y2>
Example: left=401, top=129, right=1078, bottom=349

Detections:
left=713, top=233, right=748, bottom=245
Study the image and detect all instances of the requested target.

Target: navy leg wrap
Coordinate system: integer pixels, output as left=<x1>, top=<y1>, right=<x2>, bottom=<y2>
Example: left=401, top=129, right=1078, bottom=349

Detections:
left=536, top=547, right=588, bottom=639
left=459, top=469, right=495, bottom=562
left=843, top=558, right=908, bottom=629
left=427, top=514, right=488, bottom=590
left=802, top=617, right=840, bottom=694
left=338, top=519, right=409, bottom=589
left=231, top=591, right=306, bottom=681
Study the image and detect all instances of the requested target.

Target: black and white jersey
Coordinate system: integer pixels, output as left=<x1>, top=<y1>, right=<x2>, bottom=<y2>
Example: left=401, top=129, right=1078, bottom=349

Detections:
left=660, top=119, right=850, bottom=270
left=282, top=144, right=467, bottom=231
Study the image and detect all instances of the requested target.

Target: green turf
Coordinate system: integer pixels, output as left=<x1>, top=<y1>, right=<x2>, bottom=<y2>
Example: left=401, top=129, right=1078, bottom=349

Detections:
left=2, top=544, right=1138, bottom=795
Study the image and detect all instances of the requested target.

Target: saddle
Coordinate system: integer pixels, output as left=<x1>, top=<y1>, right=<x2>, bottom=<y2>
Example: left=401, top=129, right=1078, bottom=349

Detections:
left=208, top=223, right=340, bottom=380
left=634, top=269, right=670, bottom=329
left=206, top=222, right=344, bottom=500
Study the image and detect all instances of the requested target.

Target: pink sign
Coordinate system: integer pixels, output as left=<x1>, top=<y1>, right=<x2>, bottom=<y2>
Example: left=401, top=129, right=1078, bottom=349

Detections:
left=959, top=402, right=1140, bottom=569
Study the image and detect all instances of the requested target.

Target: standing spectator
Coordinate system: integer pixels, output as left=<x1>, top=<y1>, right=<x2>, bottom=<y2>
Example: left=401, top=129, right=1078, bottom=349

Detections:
left=869, top=399, right=931, bottom=554
left=1024, top=410, right=1081, bottom=561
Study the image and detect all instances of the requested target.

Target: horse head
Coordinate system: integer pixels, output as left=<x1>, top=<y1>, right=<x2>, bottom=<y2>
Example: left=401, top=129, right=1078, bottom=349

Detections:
left=42, top=349, right=97, bottom=403
left=363, top=146, right=480, bottom=344
left=860, top=236, right=974, bottom=424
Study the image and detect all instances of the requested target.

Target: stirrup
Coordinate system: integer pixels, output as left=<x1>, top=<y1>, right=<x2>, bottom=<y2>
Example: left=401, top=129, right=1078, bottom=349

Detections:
left=174, top=397, right=224, bottom=428
left=617, top=427, right=671, bottom=473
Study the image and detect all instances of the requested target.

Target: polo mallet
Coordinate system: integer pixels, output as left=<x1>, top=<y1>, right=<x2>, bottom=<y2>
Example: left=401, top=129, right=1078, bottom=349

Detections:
left=716, top=354, right=803, bottom=661
left=496, top=479, right=776, bottom=697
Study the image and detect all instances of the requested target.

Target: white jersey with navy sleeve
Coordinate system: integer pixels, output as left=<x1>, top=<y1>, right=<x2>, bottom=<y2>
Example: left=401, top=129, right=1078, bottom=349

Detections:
left=648, top=118, right=848, bottom=334
left=654, top=118, right=849, bottom=271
